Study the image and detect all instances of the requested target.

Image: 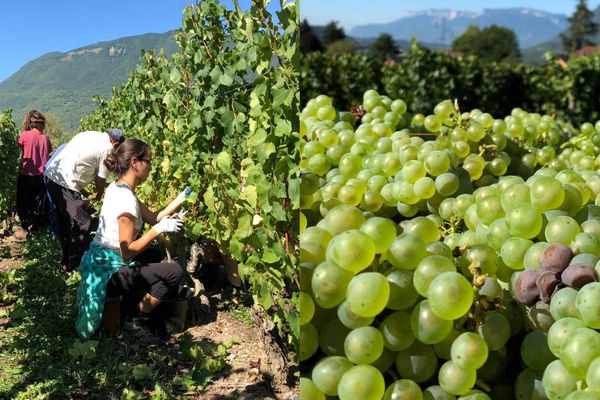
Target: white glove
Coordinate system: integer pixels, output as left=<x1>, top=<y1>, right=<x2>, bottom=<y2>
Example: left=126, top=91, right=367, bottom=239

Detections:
left=177, top=210, right=188, bottom=219
left=176, top=187, right=193, bottom=202
left=153, top=217, right=183, bottom=234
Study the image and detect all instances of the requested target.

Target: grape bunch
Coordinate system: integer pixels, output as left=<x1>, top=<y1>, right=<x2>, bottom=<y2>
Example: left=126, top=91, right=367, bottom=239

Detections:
left=300, top=90, right=600, bottom=400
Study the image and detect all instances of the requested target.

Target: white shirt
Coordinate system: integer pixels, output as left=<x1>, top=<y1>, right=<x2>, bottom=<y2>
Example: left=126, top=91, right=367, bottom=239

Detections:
left=44, top=131, right=114, bottom=192
left=93, top=182, right=143, bottom=250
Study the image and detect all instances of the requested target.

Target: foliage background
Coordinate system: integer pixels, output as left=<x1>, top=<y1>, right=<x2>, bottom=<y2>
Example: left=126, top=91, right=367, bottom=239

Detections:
left=80, top=0, right=299, bottom=343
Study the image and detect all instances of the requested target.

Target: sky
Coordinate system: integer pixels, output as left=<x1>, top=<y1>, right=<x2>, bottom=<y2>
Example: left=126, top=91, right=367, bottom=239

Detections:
left=0, top=0, right=281, bottom=83
left=301, top=0, right=600, bottom=32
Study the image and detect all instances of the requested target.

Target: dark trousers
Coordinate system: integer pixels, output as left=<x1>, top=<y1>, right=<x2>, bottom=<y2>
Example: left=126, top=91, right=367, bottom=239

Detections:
left=16, top=174, right=48, bottom=232
left=44, top=178, right=93, bottom=270
left=107, top=247, right=184, bottom=301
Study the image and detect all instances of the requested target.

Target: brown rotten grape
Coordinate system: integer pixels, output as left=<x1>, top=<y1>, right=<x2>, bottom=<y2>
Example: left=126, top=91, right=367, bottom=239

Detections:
left=561, top=263, right=597, bottom=289
left=536, top=270, right=561, bottom=303
left=539, top=243, right=574, bottom=273
left=515, top=269, right=541, bottom=306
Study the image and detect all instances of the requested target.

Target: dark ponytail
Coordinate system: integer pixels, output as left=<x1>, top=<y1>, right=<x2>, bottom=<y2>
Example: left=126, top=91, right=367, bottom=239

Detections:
left=103, top=138, right=150, bottom=176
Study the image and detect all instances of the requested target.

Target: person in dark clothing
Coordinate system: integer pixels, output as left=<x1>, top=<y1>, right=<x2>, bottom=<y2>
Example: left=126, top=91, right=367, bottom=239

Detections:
left=16, top=110, right=52, bottom=234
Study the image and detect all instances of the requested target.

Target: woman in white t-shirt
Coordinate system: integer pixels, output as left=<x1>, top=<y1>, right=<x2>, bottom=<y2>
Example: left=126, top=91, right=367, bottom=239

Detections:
left=75, top=139, right=192, bottom=345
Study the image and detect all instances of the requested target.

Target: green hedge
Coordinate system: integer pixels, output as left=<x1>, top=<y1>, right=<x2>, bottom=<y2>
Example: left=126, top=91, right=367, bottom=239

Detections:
left=301, top=44, right=600, bottom=125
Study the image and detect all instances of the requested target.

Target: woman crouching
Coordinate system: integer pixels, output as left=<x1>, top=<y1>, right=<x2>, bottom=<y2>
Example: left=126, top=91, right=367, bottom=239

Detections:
left=75, top=138, right=192, bottom=345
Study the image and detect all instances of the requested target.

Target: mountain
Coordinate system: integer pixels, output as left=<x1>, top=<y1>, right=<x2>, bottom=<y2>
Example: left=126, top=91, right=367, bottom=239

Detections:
left=349, top=8, right=568, bottom=49
left=0, top=31, right=179, bottom=132
left=521, top=6, right=600, bottom=63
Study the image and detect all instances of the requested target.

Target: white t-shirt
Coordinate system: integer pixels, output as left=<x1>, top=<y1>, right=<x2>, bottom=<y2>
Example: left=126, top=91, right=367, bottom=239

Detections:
left=93, top=182, right=143, bottom=250
left=44, top=131, right=114, bottom=192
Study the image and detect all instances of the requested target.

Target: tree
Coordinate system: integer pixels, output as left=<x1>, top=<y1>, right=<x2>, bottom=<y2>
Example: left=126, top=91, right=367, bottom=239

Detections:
left=325, top=39, right=358, bottom=54
left=370, top=33, right=398, bottom=62
left=323, top=21, right=346, bottom=47
left=561, top=0, right=599, bottom=53
left=300, top=19, right=324, bottom=54
left=452, top=24, right=521, bottom=62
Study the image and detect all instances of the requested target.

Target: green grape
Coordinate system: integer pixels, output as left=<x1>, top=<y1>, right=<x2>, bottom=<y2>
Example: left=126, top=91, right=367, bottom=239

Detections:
left=467, top=123, right=485, bottom=142
left=576, top=282, right=600, bottom=328
left=486, top=219, right=510, bottom=252
left=423, top=385, right=457, bottom=400
left=337, top=185, right=363, bottom=206
left=387, top=233, right=427, bottom=270
left=560, top=327, right=600, bottom=379
left=394, top=180, right=420, bottom=205
left=411, top=300, right=453, bottom=344
left=414, top=176, right=437, bottom=199
left=520, top=331, right=555, bottom=372
left=500, top=237, right=533, bottom=270
left=550, top=287, right=578, bottom=321
left=337, top=300, right=374, bottom=329
left=438, top=360, right=477, bottom=395
left=317, top=104, right=336, bottom=121
left=587, top=357, right=600, bottom=392
left=371, top=347, right=398, bottom=373
left=383, top=379, right=423, bottom=400
left=464, top=203, right=480, bottom=232
left=391, top=99, right=408, bottom=114
left=506, top=203, right=542, bottom=239
left=322, top=205, right=365, bottom=235
left=402, top=160, right=426, bottom=183
left=529, top=175, right=565, bottom=211
left=514, top=369, right=546, bottom=400
left=404, top=216, right=440, bottom=243
left=380, top=152, right=402, bottom=176
left=428, top=272, right=473, bottom=320
left=300, top=291, right=315, bottom=326
left=451, top=332, right=488, bottom=370
left=548, top=318, right=585, bottom=357
left=338, top=153, right=363, bottom=178
left=414, top=255, right=456, bottom=297
left=360, top=217, right=397, bottom=254
left=542, top=360, right=578, bottom=400
left=319, top=318, right=351, bottom=356
left=559, top=184, right=584, bottom=216
left=311, top=261, right=354, bottom=308
left=564, top=391, right=600, bottom=400
left=396, top=340, right=438, bottom=382
left=300, top=377, right=325, bottom=400
left=523, top=241, right=549, bottom=270
left=436, top=173, right=460, bottom=196
left=453, top=194, right=475, bottom=218
left=571, top=232, right=600, bottom=257
left=346, top=272, right=390, bottom=317
left=424, top=151, right=451, bottom=176
left=386, top=269, right=419, bottom=310
left=300, top=226, right=332, bottom=263
left=360, top=190, right=384, bottom=212
left=311, top=356, right=353, bottom=396
left=300, top=322, right=319, bottom=361
left=465, top=244, right=498, bottom=275
left=344, top=326, right=384, bottom=364
left=476, top=194, right=504, bottom=225
left=424, top=115, right=443, bottom=132
left=379, top=311, right=415, bottom=351
left=326, top=230, right=375, bottom=274
left=433, top=329, right=461, bottom=361
left=337, top=365, right=385, bottom=400
left=477, top=311, right=511, bottom=351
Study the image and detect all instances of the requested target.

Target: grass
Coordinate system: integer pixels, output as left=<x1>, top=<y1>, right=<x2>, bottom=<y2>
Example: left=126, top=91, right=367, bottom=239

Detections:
left=0, top=233, right=236, bottom=399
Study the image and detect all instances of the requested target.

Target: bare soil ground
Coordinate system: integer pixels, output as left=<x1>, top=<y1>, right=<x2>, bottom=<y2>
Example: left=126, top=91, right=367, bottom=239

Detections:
left=0, top=231, right=298, bottom=400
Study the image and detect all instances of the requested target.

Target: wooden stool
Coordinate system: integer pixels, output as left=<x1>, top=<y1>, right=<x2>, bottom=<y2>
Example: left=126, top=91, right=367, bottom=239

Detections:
left=102, top=296, right=121, bottom=336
